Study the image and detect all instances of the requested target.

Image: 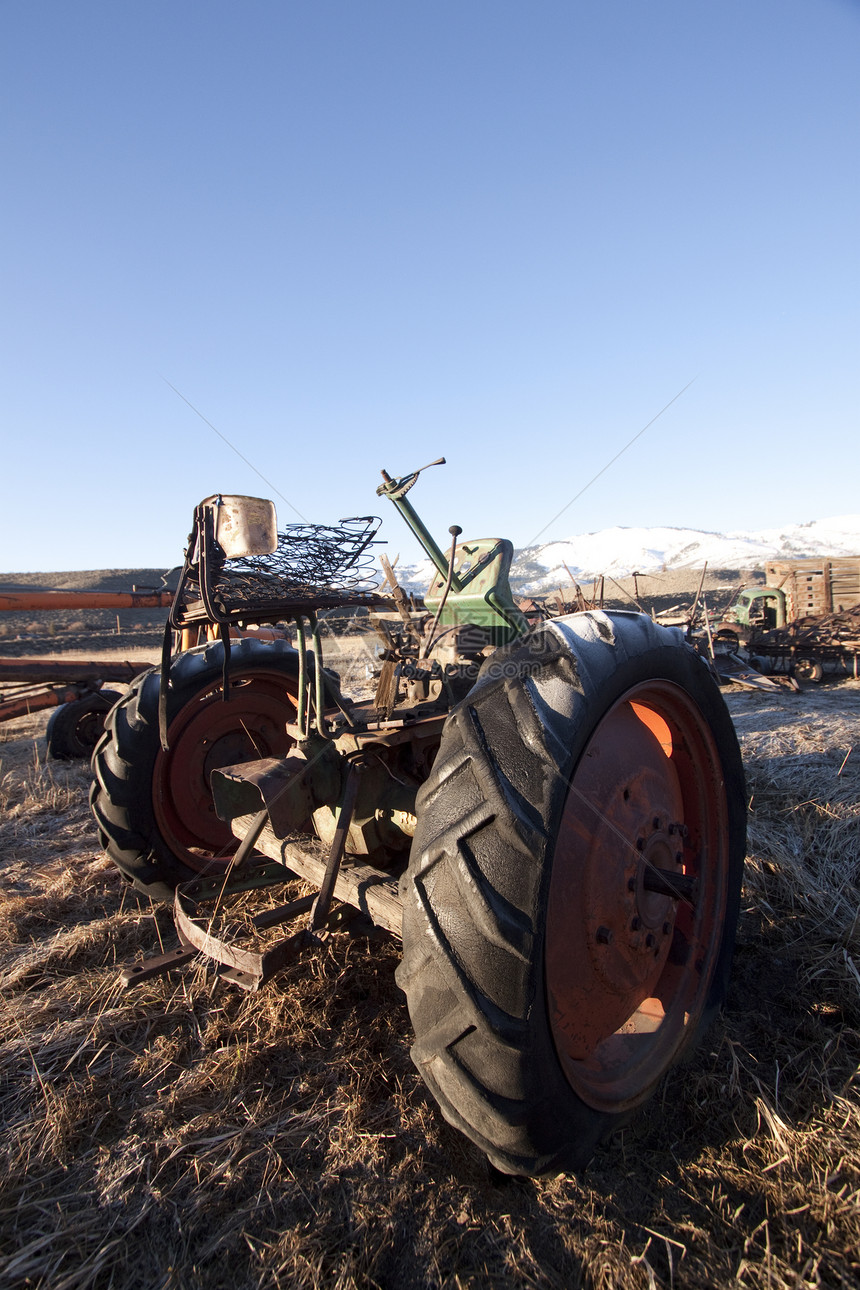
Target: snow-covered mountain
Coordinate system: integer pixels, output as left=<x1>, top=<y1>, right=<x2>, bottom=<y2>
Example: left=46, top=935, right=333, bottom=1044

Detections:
left=389, top=515, right=860, bottom=596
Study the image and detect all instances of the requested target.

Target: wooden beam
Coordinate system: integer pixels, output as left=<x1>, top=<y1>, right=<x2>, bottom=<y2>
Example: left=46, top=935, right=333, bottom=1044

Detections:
left=231, top=814, right=404, bottom=937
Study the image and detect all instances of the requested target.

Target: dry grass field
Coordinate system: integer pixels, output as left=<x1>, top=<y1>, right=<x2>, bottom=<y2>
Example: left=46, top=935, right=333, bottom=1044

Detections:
left=1, top=654, right=859, bottom=1288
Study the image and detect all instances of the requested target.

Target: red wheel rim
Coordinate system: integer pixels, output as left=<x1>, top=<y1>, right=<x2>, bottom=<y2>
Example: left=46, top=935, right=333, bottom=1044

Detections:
left=152, top=669, right=297, bottom=874
left=545, top=680, right=730, bottom=1112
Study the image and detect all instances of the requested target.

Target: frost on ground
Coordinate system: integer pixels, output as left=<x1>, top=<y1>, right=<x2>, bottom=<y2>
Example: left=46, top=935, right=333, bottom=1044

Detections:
left=0, top=680, right=858, bottom=1290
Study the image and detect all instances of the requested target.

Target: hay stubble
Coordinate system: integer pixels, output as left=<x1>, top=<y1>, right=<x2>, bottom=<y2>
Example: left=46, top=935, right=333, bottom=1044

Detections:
left=1, top=680, right=859, bottom=1289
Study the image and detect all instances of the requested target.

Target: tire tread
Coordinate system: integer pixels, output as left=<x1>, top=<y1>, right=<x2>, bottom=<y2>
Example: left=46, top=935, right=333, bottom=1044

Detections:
left=398, top=615, right=746, bottom=1175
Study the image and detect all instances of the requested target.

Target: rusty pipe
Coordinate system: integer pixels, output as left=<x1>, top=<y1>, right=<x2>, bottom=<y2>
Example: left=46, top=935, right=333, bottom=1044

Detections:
left=0, top=687, right=84, bottom=722
left=0, top=591, right=175, bottom=611
left=0, top=658, right=152, bottom=684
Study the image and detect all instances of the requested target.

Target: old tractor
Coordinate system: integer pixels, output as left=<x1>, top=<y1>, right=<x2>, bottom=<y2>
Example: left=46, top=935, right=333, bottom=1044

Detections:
left=90, top=463, right=745, bottom=1177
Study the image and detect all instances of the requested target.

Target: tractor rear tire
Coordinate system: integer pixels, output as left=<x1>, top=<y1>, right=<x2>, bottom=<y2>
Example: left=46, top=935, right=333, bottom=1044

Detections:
left=90, top=638, right=300, bottom=898
left=397, top=612, right=746, bottom=1176
left=47, top=690, right=122, bottom=760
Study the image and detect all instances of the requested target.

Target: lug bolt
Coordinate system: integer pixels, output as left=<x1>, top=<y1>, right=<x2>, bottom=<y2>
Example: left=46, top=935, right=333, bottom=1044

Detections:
left=596, top=926, right=613, bottom=945
left=663, top=922, right=671, bottom=935
left=645, top=933, right=655, bottom=948
left=628, top=876, right=636, bottom=891
left=675, top=852, right=683, bottom=864
left=631, top=917, right=641, bottom=931
left=653, top=817, right=661, bottom=829
left=636, top=838, right=645, bottom=851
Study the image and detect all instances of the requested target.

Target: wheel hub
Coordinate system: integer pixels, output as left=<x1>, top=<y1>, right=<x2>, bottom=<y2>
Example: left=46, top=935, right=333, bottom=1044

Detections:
left=635, top=827, right=681, bottom=929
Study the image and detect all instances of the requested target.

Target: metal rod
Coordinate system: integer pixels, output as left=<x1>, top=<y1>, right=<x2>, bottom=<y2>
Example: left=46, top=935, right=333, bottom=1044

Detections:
left=380, top=553, right=422, bottom=643
left=422, top=525, right=462, bottom=659
left=310, top=765, right=361, bottom=931
left=0, top=590, right=175, bottom=611
left=377, top=466, right=462, bottom=590
left=688, top=562, right=708, bottom=635
left=0, top=659, right=150, bottom=683
left=252, top=893, right=317, bottom=931
left=307, top=611, right=329, bottom=739
left=702, top=594, right=715, bottom=660
left=295, top=616, right=308, bottom=737
left=642, top=867, right=697, bottom=903
left=230, top=808, right=269, bottom=870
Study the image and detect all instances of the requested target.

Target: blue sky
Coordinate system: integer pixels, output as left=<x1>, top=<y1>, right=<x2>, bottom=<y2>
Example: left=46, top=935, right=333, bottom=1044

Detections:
left=2, top=0, right=858, bottom=572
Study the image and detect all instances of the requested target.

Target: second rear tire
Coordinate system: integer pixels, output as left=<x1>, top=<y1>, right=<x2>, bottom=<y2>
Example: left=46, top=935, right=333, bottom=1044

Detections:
left=90, top=638, right=300, bottom=897
left=47, top=689, right=122, bottom=760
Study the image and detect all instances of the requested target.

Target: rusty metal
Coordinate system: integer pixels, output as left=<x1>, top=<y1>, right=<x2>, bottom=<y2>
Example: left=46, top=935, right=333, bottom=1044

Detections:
left=168, top=504, right=389, bottom=630
left=120, top=944, right=198, bottom=987
left=174, top=888, right=311, bottom=990
left=212, top=741, right=344, bottom=840
left=253, top=893, right=317, bottom=931
left=719, top=661, right=787, bottom=691
left=687, top=562, right=709, bottom=633
left=0, top=581, right=302, bottom=735
left=213, top=757, right=313, bottom=838
left=151, top=665, right=300, bottom=875
left=0, top=686, right=83, bottom=723
left=754, top=603, right=860, bottom=679
left=228, top=808, right=270, bottom=870
left=0, top=658, right=152, bottom=684
left=0, top=589, right=175, bottom=612
left=166, top=864, right=343, bottom=991
left=0, top=579, right=168, bottom=732
left=286, top=708, right=448, bottom=748
left=0, top=659, right=153, bottom=727
left=642, top=867, right=698, bottom=903
left=379, top=554, right=423, bottom=645
left=310, top=763, right=362, bottom=931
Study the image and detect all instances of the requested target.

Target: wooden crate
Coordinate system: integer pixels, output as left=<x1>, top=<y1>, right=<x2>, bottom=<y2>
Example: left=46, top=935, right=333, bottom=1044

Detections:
left=765, top=557, right=860, bottom=620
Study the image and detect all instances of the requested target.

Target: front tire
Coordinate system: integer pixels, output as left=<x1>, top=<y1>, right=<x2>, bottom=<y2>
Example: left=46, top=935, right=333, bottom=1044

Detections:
left=90, top=638, right=300, bottom=897
left=397, top=612, right=746, bottom=1176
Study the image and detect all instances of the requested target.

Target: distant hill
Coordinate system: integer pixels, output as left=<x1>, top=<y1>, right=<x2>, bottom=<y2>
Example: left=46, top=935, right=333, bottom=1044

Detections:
left=390, top=514, right=860, bottom=595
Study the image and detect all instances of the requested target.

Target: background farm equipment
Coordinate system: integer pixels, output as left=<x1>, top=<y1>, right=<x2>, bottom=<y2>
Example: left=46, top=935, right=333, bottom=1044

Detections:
left=0, top=656, right=152, bottom=758
left=90, top=467, right=745, bottom=1177
left=0, top=587, right=177, bottom=757
left=745, top=604, right=860, bottom=683
left=721, top=557, right=860, bottom=682
left=0, top=583, right=305, bottom=757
